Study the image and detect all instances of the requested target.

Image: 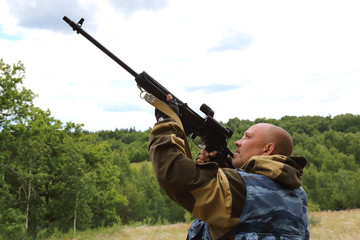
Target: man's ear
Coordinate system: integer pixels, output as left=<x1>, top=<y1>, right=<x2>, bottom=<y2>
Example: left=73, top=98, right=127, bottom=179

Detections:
left=263, top=143, right=275, bottom=155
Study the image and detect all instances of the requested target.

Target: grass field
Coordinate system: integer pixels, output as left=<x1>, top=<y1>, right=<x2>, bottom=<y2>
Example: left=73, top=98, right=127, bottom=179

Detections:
left=48, top=209, right=360, bottom=240
left=309, top=209, right=360, bottom=239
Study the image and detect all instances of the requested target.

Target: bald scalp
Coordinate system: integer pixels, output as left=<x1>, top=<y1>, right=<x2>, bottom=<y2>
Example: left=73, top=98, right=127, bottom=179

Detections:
left=256, top=123, right=294, bottom=156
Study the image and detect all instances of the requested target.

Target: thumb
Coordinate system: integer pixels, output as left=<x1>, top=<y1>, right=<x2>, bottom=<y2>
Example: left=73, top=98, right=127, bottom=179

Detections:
left=166, top=94, right=173, bottom=101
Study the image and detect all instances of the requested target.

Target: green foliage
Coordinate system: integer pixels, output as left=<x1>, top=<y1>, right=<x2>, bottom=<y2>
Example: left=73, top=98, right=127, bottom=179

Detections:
left=307, top=200, right=321, bottom=212
left=0, top=59, right=37, bottom=126
left=2, top=59, right=360, bottom=239
left=93, top=128, right=151, bottom=163
left=0, top=60, right=128, bottom=238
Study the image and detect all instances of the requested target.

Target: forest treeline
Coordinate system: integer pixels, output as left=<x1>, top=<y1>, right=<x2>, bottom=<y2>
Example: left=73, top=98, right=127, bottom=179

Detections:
left=1, top=59, right=360, bottom=239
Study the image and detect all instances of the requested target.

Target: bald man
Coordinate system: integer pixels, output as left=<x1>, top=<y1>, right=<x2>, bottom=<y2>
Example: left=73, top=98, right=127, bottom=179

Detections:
left=197, top=123, right=294, bottom=168
left=149, top=119, right=310, bottom=239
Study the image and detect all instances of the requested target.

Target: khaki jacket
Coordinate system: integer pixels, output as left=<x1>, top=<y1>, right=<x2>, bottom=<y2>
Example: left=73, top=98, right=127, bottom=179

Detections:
left=149, top=119, right=306, bottom=239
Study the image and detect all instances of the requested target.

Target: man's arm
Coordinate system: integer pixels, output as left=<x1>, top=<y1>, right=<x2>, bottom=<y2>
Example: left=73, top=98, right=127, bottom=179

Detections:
left=149, top=119, right=246, bottom=227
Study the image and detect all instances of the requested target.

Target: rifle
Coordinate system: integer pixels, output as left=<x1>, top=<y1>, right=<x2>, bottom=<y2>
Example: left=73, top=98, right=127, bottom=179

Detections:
left=63, top=16, right=234, bottom=168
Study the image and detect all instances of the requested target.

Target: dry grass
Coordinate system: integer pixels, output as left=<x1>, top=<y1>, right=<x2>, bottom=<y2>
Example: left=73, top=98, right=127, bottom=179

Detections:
left=105, top=223, right=191, bottom=240
left=49, top=209, right=360, bottom=240
left=53, top=223, right=191, bottom=240
left=310, top=209, right=360, bottom=240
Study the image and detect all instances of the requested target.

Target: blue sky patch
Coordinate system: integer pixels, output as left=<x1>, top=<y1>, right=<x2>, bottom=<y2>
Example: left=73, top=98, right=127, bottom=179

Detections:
left=0, top=27, right=22, bottom=41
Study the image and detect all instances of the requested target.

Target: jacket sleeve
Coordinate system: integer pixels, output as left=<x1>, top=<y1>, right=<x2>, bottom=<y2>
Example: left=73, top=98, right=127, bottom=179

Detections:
left=148, top=119, right=246, bottom=229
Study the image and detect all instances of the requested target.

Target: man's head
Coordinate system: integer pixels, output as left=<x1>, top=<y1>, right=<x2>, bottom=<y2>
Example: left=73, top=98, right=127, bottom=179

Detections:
left=233, top=123, right=293, bottom=168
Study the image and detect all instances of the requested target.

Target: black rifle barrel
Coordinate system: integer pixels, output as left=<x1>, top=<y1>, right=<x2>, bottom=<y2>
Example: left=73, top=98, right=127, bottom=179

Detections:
left=63, top=16, right=138, bottom=77
left=63, top=16, right=234, bottom=168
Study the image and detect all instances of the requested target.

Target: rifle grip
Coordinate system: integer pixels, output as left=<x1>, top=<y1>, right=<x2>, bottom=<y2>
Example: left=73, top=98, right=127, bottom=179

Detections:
left=204, top=146, right=234, bottom=169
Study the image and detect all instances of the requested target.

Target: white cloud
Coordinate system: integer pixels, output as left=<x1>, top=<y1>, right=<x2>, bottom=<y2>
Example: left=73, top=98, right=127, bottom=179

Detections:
left=1, top=0, right=360, bottom=132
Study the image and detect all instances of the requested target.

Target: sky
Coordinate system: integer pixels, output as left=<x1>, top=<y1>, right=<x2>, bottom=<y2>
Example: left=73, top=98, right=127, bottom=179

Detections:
left=1, top=0, right=359, bottom=132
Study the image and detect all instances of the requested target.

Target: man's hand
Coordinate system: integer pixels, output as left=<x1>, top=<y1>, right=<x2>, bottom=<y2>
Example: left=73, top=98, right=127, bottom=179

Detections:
left=196, top=149, right=218, bottom=164
left=197, top=149, right=234, bottom=168
left=165, top=94, right=173, bottom=102
left=155, top=94, right=180, bottom=121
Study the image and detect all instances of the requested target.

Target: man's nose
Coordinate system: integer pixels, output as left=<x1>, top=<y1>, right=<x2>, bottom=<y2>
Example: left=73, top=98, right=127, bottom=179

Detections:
left=235, top=139, right=242, bottom=146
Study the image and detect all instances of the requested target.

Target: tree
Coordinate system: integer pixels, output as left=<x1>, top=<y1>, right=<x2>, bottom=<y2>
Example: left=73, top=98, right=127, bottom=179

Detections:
left=1, top=59, right=37, bottom=238
left=331, top=114, right=360, bottom=133
left=0, top=59, right=128, bottom=238
left=0, top=59, right=36, bottom=126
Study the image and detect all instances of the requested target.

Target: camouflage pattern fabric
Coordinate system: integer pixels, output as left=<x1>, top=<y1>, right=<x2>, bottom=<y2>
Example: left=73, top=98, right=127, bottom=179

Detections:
left=187, top=169, right=309, bottom=240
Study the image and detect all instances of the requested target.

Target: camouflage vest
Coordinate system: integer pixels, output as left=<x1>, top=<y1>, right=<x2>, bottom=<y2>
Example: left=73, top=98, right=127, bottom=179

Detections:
left=187, top=169, right=310, bottom=240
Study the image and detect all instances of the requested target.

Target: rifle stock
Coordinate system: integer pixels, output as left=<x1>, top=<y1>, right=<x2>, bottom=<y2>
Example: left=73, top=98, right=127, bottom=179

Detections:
left=63, top=16, right=234, bottom=168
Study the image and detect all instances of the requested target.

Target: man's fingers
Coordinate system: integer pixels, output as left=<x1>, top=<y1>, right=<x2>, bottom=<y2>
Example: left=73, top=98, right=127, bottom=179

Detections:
left=196, top=150, right=218, bottom=164
left=196, top=158, right=204, bottom=164
left=166, top=94, right=173, bottom=101
left=208, top=151, right=218, bottom=157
